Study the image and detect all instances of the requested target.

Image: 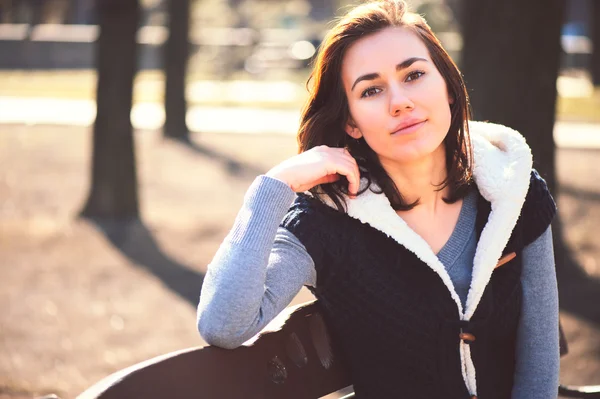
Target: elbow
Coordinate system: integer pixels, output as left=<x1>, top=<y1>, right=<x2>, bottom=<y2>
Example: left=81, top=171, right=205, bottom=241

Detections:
left=200, top=332, right=245, bottom=350
left=196, top=311, right=249, bottom=350
left=196, top=289, right=264, bottom=349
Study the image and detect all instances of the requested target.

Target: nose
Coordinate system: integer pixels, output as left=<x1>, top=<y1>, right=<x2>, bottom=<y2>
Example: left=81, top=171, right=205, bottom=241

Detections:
left=389, top=86, right=414, bottom=115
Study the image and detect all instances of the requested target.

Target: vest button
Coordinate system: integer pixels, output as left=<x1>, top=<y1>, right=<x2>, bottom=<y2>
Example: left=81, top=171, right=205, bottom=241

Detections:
left=459, top=332, right=476, bottom=343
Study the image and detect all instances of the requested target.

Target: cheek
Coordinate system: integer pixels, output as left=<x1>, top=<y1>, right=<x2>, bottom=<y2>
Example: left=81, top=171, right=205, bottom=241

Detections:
left=420, top=81, right=453, bottom=129
left=442, top=101, right=453, bottom=131
left=439, top=100, right=452, bottom=125
left=348, top=99, right=387, bottom=131
left=423, top=79, right=450, bottom=105
left=428, top=103, right=452, bottom=146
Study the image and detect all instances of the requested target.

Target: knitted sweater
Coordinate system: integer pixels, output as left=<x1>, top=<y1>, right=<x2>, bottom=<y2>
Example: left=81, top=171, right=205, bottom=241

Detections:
left=197, top=121, right=560, bottom=398
left=280, top=169, right=554, bottom=399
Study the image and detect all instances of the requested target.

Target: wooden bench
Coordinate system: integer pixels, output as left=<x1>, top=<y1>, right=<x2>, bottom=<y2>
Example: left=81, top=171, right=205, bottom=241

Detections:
left=77, top=300, right=353, bottom=399
left=76, top=299, right=600, bottom=399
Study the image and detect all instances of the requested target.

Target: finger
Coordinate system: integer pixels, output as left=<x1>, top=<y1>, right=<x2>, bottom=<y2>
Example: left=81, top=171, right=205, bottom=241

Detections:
left=325, top=161, right=359, bottom=197
left=336, top=158, right=360, bottom=197
left=347, top=159, right=361, bottom=196
left=348, top=172, right=360, bottom=197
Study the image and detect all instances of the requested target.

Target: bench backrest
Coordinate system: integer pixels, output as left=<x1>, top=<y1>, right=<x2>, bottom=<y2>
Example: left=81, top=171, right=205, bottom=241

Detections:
left=77, top=300, right=352, bottom=399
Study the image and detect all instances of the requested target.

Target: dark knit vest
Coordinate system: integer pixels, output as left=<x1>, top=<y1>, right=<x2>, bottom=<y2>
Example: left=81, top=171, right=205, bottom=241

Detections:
left=281, top=170, right=556, bottom=399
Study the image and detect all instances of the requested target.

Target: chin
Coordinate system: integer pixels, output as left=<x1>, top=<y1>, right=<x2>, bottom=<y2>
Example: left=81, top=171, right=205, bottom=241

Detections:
left=396, top=141, right=443, bottom=163
left=386, top=150, right=427, bottom=165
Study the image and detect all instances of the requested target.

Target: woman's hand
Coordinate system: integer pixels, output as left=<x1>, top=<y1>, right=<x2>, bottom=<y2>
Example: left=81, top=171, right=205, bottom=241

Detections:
left=266, top=146, right=360, bottom=196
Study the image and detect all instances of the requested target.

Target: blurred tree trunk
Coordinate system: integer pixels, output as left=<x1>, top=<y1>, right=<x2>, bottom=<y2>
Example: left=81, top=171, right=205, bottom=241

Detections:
left=81, top=0, right=140, bottom=220
left=461, top=0, right=570, bottom=353
left=592, top=0, right=600, bottom=87
left=163, top=0, right=190, bottom=141
left=461, top=0, right=565, bottom=195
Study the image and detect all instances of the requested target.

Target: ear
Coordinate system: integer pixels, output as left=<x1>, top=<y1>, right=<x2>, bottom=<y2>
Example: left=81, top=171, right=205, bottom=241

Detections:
left=345, top=118, right=363, bottom=139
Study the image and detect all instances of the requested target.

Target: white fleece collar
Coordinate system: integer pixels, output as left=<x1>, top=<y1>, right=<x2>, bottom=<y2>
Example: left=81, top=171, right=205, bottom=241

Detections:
left=321, top=121, right=533, bottom=319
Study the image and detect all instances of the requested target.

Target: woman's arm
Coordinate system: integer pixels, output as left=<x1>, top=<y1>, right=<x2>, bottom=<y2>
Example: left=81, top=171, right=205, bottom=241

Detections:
left=198, top=146, right=360, bottom=349
left=511, top=226, right=560, bottom=399
left=196, top=175, right=316, bottom=349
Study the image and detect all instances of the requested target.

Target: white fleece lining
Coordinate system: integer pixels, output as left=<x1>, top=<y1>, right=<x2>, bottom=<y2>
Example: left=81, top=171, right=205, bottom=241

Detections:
left=462, top=342, right=477, bottom=394
left=322, top=121, right=533, bottom=396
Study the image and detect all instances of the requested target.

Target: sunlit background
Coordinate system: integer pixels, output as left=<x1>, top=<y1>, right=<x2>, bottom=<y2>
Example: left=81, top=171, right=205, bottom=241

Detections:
left=0, top=0, right=599, bottom=398
left=0, top=0, right=598, bottom=133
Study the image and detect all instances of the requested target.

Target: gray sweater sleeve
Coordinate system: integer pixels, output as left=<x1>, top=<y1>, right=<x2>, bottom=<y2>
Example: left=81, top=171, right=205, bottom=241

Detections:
left=511, top=226, right=560, bottom=399
left=197, top=175, right=317, bottom=349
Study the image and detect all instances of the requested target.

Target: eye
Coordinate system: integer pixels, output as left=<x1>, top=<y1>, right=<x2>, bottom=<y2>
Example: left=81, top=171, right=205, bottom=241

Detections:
left=405, top=70, right=425, bottom=82
left=361, top=87, right=382, bottom=98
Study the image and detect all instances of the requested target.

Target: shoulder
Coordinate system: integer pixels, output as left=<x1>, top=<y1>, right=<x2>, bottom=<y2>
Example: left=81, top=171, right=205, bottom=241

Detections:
left=518, top=169, right=557, bottom=246
left=282, top=194, right=324, bottom=230
left=282, top=193, right=344, bottom=227
left=281, top=193, right=353, bottom=263
left=280, top=194, right=333, bottom=260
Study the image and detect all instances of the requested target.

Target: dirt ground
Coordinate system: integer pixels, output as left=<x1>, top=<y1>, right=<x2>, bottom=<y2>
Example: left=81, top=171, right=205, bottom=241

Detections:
left=0, top=124, right=599, bottom=398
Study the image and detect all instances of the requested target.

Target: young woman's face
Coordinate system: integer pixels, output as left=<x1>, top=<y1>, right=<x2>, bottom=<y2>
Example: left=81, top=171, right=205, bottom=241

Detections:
left=341, top=27, right=453, bottom=166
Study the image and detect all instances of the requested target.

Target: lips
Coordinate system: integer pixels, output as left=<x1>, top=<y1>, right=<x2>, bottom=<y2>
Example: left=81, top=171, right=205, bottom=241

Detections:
left=391, top=119, right=426, bottom=135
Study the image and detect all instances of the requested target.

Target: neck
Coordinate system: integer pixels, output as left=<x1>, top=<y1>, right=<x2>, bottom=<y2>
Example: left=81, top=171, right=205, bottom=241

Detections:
left=379, top=144, right=449, bottom=210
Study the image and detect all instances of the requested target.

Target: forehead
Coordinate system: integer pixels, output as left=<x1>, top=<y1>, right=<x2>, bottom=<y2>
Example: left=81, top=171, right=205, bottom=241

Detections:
left=342, top=27, right=431, bottom=79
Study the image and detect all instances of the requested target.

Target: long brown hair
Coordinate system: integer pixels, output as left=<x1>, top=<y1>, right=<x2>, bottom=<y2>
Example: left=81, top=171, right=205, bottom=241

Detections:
left=298, top=0, right=472, bottom=211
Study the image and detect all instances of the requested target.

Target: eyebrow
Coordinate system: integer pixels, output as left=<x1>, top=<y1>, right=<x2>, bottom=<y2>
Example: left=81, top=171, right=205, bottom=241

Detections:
left=350, top=57, right=428, bottom=91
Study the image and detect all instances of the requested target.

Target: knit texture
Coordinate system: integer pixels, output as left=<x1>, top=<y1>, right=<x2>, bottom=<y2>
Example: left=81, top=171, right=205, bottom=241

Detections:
left=281, top=170, right=556, bottom=399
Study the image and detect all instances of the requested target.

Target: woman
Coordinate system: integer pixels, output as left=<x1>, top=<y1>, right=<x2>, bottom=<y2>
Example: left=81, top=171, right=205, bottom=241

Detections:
left=197, top=1, right=560, bottom=398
